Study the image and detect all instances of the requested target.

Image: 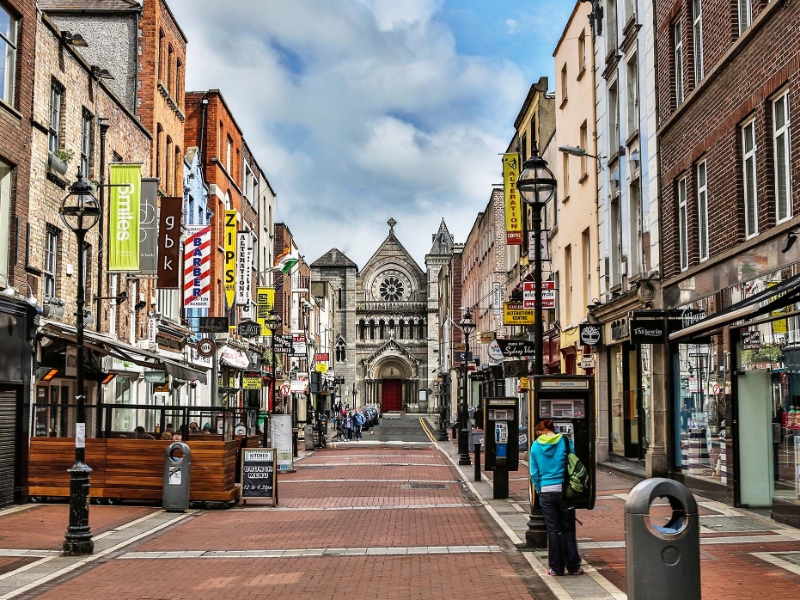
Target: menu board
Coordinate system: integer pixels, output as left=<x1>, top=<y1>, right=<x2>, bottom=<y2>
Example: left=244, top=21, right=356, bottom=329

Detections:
left=241, top=447, right=277, bottom=504
left=269, top=414, right=294, bottom=472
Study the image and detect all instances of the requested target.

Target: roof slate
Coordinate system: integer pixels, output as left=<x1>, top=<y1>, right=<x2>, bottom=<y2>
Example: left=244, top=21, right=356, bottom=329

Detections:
left=39, top=0, right=141, bottom=12
left=310, top=248, right=358, bottom=269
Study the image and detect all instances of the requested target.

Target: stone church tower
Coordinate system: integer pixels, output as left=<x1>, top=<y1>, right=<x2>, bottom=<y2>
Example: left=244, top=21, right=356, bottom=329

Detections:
left=311, top=218, right=455, bottom=412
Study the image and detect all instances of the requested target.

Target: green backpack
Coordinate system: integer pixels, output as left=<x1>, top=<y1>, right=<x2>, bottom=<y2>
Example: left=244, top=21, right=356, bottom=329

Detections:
left=562, top=436, right=589, bottom=501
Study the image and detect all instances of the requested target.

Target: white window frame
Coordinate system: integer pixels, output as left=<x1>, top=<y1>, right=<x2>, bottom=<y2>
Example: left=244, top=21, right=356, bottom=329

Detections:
left=742, top=118, right=758, bottom=238
left=674, top=21, right=684, bottom=107
left=678, top=176, right=689, bottom=271
left=697, top=161, right=709, bottom=261
left=692, top=0, right=704, bottom=83
left=626, top=53, right=639, bottom=135
left=44, top=228, right=59, bottom=299
left=0, top=6, right=17, bottom=104
left=738, top=0, right=752, bottom=36
left=608, top=79, right=620, bottom=152
left=226, top=136, right=232, bottom=173
left=773, top=92, right=792, bottom=223
left=49, top=81, right=62, bottom=154
left=80, top=109, right=92, bottom=176
left=579, top=122, right=589, bottom=178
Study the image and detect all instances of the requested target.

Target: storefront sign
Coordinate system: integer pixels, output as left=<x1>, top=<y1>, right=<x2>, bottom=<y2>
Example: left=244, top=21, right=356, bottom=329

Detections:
left=184, top=225, right=212, bottom=309
left=503, top=302, right=536, bottom=325
left=143, top=371, right=166, bottom=385
left=502, top=359, right=528, bottom=378
left=242, top=371, right=262, bottom=389
left=579, top=323, right=602, bottom=346
left=108, top=163, right=141, bottom=271
left=742, top=329, right=761, bottom=350
left=241, top=448, right=277, bottom=501
left=157, top=197, right=182, bottom=288
left=290, top=379, right=307, bottom=393
left=196, top=338, right=216, bottom=357
left=256, top=287, right=275, bottom=335
left=199, top=317, right=228, bottom=333
left=519, top=377, right=529, bottom=390
left=316, top=363, right=328, bottom=373
left=224, top=210, right=237, bottom=308
left=488, top=340, right=504, bottom=361
left=315, top=353, right=329, bottom=362
left=292, top=335, right=307, bottom=356
left=580, top=356, right=594, bottom=369
left=236, top=231, right=253, bottom=307
left=220, top=346, right=249, bottom=369
left=630, top=319, right=666, bottom=344
left=139, top=178, right=158, bottom=274
left=147, top=316, right=157, bottom=343
left=273, top=335, right=293, bottom=354
left=497, top=339, right=535, bottom=357
left=493, top=282, right=502, bottom=314
left=611, top=319, right=629, bottom=341
left=478, top=331, right=496, bottom=344
left=523, top=281, right=555, bottom=309
left=503, top=153, right=522, bottom=245
left=238, top=321, right=261, bottom=338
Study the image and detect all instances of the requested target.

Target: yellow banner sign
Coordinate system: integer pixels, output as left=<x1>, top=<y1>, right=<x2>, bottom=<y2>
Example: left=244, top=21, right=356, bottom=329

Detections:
left=256, top=287, right=276, bottom=335
left=503, top=302, right=535, bottom=325
left=519, top=377, right=529, bottom=390
left=316, top=363, right=328, bottom=373
left=224, top=210, right=238, bottom=309
left=503, top=153, right=522, bottom=245
left=243, top=374, right=262, bottom=390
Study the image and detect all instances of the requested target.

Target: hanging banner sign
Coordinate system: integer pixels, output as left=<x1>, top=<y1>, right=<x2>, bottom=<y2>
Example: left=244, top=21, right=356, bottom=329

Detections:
left=139, top=178, right=158, bottom=274
left=496, top=339, right=536, bottom=357
left=224, top=210, right=237, bottom=308
left=256, top=287, right=275, bottom=334
left=292, top=335, right=307, bottom=356
left=183, top=225, right=212, bottom=309
left=523, top=281, right=556, bottom=309
left=503, top=153, right=522, bottom=245
left=157, top=197, right=182, bottom=288
left=108, top=163, right=142, bottom=271
left=236, top=231, right=253, bottom=306
left=503, top=302, right=536, bottom=325
left=242, top=371, right=262, bottom=389
left=273, top=335, right=293, bottom=354
left=493, top=282, right=502, bottom=314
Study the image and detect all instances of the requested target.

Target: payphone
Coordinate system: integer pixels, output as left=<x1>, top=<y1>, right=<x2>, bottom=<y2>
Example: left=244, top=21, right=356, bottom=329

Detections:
left=484, top=397, right=519, bottom=499
left=532, top=375, right=596, bottom=510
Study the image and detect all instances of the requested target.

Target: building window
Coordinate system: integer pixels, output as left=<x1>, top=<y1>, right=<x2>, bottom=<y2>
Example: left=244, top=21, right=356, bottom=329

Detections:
left=579, top=121, right=589, bottom=179
left=774, top=92, right=792, bottom=223
left=605, top=0, right=617, bottom=57
left=608, top=80, right=620, bottom=152
left=678, top=177, right=689, bottom=271
left=165, top=136, right=173, bottom=195
left=626, top=54, right=639, bottom=135
left=83, top=243, right=92, bottom=296
left=80, top=109, right=93, bottom=176
left=696, top=161, right=709, bottom=261
left=166, top=44, right=173, bottom=95
left=742, top=119, right=758, bottom=238
left=692, top=0, right=704, bottom=84
left=520, top=134, right=528, bottom=162
left=582, top=229, right=591, bottom=310
left=175, top=146, right=181, bottom=196
left=562, top=153, right=570, bottom=198
left=44, top=226, right=60, bottom=299
left=0, top=161, right=11, bottom=279
left=49, top=80, right=63, bottom=154
left=335, top=339, right=346, bottom=362
left=157, top=29, right=165, bottom=80
left=578, top=30, right=586, bottom=74
left=674, top=21, right=684, bottom=107
left=175, top=59, right=182, bottom=104
left=156, top=124, right=163, bottom=180
left=624, top=0, right=636, bottom=24
left=561, top=63, right=568, bottom=104
left=629, top=179, right=642, bottom=276
left=565, top=244, right=573, bottom=325
left=0, top=6, right=17, bottom=104
left=610, top=196, right=622, bottom=286
left=738, top=0, right=751, bottom=36
left=226, top=136, right=232, bottom=173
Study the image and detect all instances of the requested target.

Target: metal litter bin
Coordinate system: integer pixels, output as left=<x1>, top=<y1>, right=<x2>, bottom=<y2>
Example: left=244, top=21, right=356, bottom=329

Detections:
left=625, top=478, right=700, bottom=600
left=304, top=424, right=314, bottom=450
left=469, top=429, right=484, bottom=453
left=162, top=442, right=191, bottom=512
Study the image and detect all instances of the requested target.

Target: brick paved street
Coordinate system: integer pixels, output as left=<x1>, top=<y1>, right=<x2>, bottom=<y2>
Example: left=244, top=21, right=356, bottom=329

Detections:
left=2, top=430, right=800, bottom=599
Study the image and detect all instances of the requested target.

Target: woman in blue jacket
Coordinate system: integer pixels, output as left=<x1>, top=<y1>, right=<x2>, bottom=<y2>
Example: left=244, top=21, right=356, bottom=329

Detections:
left=529, top=419, right=583, bottom=576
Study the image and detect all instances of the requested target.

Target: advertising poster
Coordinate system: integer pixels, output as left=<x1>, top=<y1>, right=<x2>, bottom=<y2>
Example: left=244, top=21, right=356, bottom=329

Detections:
left=503, top=153, right=522, bottom=245
left=224, top=210, right=238, bottom=308
left=236, top=231, right=253, bottom=306
left=256, top=287, right=275, bottom=335
left=108, top=163, right=141, bottom=271
left=139, top=178, right=158, bottom=274
left=183, top=225, right=212, bottom=308
left=269, top=414, right=294, bottom=472
left=157, top=197, right=182, bottom=288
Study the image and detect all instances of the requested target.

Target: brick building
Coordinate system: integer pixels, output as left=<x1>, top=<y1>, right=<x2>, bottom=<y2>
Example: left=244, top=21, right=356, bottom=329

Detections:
left=436, top=246, right=463, bottom=422
left=656, top=0, right=800, bottom=525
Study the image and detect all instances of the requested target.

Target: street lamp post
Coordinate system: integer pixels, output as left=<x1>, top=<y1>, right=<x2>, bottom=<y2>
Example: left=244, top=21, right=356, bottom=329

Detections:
left=60, top=172, right=101, bottom=556
left=517, top=147, right=556, bottom=548
left=458, top=310, right=476, bottom=466
left=264, top=310, right=282, bottom=446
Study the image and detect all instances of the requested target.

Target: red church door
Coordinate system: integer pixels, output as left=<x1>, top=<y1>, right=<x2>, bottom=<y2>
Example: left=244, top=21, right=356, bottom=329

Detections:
left=381, top=379, right=403, bottom=412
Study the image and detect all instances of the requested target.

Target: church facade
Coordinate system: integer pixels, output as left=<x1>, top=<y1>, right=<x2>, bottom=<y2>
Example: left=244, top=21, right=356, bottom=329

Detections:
left=311, top=219, right=454, bottom=411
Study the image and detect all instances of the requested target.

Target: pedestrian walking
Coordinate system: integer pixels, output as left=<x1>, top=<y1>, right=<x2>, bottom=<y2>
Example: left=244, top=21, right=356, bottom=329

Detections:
left=355, top=411, right=364, bottom=441
left=344, top=413, right=353, bottom=441
left=529, top=419, right=584, bottom=577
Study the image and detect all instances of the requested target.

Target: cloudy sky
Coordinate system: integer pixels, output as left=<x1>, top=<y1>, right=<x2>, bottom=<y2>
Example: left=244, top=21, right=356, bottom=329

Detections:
left=170, top=0, right=574, bottom=267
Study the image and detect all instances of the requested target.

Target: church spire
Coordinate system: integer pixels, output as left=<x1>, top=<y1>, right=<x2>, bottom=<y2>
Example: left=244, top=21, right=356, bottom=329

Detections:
left=429, top=218, right=454, bottom=255
left=387, top=217, right=397, bottom=235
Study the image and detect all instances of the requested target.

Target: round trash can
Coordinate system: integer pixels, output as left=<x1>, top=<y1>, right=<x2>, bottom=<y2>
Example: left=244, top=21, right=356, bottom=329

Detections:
left=162, top=442, right=191, bottom=512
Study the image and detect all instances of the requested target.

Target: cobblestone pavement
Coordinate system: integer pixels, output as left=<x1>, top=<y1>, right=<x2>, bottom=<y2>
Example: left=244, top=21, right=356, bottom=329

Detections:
left=2, top=419, right=800, bottom=598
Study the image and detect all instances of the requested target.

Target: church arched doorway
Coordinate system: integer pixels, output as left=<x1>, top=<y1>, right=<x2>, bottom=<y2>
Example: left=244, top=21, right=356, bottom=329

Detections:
left=371, top=357, right=414, bottom=413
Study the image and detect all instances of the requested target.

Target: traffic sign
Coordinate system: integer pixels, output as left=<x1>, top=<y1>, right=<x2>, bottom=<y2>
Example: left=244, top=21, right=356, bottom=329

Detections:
left=280, top=384, right=290, bottom=397
left=522, top=281, right=555, bottom=309
left=196, top=338, right=217, bottom=357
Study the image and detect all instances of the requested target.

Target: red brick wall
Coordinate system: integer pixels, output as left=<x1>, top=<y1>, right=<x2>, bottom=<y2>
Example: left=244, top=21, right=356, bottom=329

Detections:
left=274, top=224, right=293, bottom=335
left=0, top=0, right=36, bottom=289
left=657, top=1, right=800, bottom=279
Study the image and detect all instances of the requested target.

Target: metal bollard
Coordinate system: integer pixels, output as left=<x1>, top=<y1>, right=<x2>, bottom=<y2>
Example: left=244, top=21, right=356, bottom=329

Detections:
left=474, top=443, right=481, bottom=482
left=162, top=442, right=191, bottom=512
left=625, top=478, right=700, bottom=600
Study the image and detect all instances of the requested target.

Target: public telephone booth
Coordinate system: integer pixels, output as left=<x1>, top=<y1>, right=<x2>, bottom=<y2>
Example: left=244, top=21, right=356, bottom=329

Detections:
left=532, top=375, right=596, bottom=510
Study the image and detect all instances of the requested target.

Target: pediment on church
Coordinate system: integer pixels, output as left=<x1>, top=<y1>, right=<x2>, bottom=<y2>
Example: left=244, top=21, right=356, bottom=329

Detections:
left=359, top=220, right=426, bottom=301
left=363, top=336, right=420, bottom=367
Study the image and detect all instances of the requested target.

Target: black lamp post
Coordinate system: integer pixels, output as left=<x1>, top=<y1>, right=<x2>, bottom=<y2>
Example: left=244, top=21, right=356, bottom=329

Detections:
left=458, top=309, right=476, bottom=465
left=517, top=146, right=556, bottom=548
left=60, top=171, right=101, bottom=556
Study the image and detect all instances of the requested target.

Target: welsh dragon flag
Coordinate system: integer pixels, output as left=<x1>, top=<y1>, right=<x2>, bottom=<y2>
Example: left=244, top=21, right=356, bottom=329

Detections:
left=275, top=247, right=298, bottom=274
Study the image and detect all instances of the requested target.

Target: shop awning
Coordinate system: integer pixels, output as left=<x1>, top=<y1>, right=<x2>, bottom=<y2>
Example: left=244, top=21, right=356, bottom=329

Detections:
left=41, top=321, right=207, bottom=384
left=669, top=273, right=800, bottom=342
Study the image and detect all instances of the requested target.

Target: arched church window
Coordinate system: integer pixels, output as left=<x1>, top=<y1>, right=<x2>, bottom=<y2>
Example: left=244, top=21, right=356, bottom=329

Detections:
left=418, top=318, right=425, bottom=339
left=408, top=320, right=415, bottom=340
left=388, top=319, right=395, bottom=336
left=359, top=320, right=366, bottom=340
left=369, top=319, right=375, bottom=340
left=336, top=339, right=346, bottom=362
left=399, top=320, right=405, bottom=339
left=379, top=320, right=385, bottom=339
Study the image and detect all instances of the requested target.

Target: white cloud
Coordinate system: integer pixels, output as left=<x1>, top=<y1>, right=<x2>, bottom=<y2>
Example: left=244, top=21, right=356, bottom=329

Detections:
left=505, top=18, right=518, bottom=35
left=169, top=0, right=528, bottom=266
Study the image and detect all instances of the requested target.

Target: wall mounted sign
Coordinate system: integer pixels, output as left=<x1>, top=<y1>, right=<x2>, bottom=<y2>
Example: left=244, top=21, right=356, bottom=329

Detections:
left=238, top=320, right=261, bottom=338
left=224, top=210, right=237, bottom=308
left=273, top=335, right=293, bottom=354
left=184, top=225, right=212, bottom=309
left=196, top=338, right=217, bottom=357
left=157, top=197, right=182, bottom=288
left=630, top=319, right=666, bottom=345
left=503, top=302, right=536, bottom=326
left=199, top=317, right=228, bottom=333
left=522, top=281, right=555, bottom=309
left=503, top=153, right=522, bottom=245
left=138, top=178, right=158, bottom=274
left=143, top=370, right=166, bottom=385
left=579, top=323, right=602, bottom=346
left=108, top=163, right=141, bottom=271
left=256, top=287, right=275, bottom=335
left=236, top=231, right=253, bottom=307
left=496, top=339, right=535, bottom=357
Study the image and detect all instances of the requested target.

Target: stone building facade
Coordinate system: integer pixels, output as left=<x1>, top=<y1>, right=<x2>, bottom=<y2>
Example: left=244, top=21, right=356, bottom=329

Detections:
left=312, top=219, right=454, bottom=411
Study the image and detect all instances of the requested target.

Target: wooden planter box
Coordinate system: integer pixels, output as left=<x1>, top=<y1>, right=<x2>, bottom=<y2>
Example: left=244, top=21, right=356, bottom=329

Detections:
left=28, top=437, right=241, bottom=503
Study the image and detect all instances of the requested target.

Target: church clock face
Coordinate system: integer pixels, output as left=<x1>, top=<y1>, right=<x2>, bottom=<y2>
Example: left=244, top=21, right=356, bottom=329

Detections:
left=374, top=270, right=411, bottom=302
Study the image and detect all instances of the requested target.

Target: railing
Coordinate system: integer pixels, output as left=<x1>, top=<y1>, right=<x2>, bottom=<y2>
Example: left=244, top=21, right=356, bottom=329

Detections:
left=357, top=301, right=427, bottom=313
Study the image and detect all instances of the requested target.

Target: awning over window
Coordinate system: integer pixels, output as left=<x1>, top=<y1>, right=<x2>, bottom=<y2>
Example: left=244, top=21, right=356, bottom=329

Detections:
left=669, top=273, right=800, bottom=342
left=41, top=321, right=207, bottom=384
